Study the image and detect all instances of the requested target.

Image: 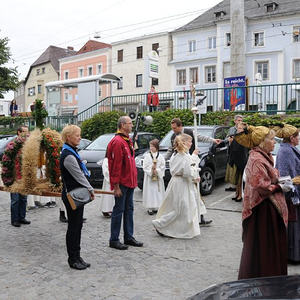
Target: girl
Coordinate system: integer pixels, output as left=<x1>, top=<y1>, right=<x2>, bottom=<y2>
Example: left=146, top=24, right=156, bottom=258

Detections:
left=142, top=139, right=165, bottom=215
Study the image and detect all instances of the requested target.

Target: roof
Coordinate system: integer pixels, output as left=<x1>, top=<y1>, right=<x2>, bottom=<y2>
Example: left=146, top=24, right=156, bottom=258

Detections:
left=174, top=0, right=300, bottom=32
left=25, top=45, right=76, bottom=83
left=77, top=40, right=111, bottom=54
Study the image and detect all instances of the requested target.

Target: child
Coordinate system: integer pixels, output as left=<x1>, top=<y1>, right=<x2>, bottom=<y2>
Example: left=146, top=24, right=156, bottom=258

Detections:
left=142, top=139, right=165, bottom=215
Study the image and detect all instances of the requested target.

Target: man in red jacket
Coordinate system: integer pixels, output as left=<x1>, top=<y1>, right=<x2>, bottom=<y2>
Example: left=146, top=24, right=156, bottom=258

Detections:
left=107, top=116, right=143, bottom=250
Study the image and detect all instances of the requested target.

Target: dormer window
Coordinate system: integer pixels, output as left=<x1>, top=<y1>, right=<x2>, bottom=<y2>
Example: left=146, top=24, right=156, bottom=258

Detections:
left=214, top=11, right=226, bottom=18
left=265, top=2, right=278, bottom=12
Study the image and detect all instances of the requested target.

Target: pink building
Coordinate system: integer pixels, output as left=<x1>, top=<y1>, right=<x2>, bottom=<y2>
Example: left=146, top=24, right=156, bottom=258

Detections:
left=59, top=40, right=112, bottom=115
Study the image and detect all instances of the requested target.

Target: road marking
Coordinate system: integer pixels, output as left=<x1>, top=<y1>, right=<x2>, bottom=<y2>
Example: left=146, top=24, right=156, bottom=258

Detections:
left=208, top=193, right=235, bottom=207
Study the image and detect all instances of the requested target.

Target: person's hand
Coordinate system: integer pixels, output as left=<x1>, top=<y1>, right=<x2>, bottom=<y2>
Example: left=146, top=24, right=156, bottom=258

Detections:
left=114, top=185, right=122, bottom=197
left=90, top=191, right=95, bottom=200
left=213, top=139, right=222, bottom=144
left=193, top=149, right=199, bottom=155
left=195, top=177, right=201, bottom=183
left=228, top=136, right=233, bottom=144
left=279, top=182, right=293, bottom=193
left=152, top=169, right=157, bottom=175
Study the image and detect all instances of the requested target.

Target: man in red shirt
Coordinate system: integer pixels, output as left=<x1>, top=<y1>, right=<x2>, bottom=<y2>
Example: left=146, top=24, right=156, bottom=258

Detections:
left=107, top=116, right=143, bottom=250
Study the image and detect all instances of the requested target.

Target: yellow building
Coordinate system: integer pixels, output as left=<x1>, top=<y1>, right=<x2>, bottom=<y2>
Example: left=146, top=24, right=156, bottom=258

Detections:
left=24, top=46, right=76, bottom=112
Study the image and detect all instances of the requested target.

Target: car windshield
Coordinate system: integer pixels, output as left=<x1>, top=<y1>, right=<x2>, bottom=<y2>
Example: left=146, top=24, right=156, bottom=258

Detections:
left=0, top=136, right=14, bottom=149
left=85, top=135, right=113, bottom=151
left=159, top=128, right=213, bottom=148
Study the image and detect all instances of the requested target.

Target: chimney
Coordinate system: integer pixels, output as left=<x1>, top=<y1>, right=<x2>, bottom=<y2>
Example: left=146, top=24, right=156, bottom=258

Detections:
left=67, top=46, right=74, bottom=51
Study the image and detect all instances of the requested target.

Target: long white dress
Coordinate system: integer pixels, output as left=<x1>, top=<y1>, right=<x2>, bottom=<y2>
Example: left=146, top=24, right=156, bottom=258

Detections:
left=142, top=152, right=165, bottom=210
left=98, top=158, right=114, bottom=213
left=152, top=152, right=201, bottom=239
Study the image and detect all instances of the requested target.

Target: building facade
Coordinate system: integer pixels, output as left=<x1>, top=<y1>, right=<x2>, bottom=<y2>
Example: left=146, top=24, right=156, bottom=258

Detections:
left=14, top=80, right=25, bottom=113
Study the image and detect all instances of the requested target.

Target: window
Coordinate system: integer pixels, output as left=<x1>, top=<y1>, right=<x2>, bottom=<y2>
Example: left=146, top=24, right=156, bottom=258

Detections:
left=97, top=64, right=102, bottom=75
left=28, top=87, right=35, bottom=96
left=190, top=67, right=198, bottom=84
left=205, top=66, right=216, bottom=83
left=37, top=85, right=42, bottom=94
left=88, top=66, right=93, bottom=76
left=42, top=67, right=45, bottom=74
left=64, top=71, right=69, bottom=80
left=265, top=2, right=278, bottom=12
left=152, top=78, right=158, bottom=86
left=117, top=77, right=123, bottom=90
left=293, top=26, right=300, bottom=43
left=64, top=92, right=70, bottom=102
left=137, top=46, right=143, bottom=59
left=255, top=61, right=269, bottom=81
left=188, top=40, right=196, bottom=53
left=78, top=68, right=84, bottom=77
left=117, top=49, right=123, bottom=62
left=254, top=32, right=264, bottom=47
left=98, top=88, right=102, bottom=97
left=226, top=33, right=231, bottom=47
left=152, top=43, right=159, bottom=54
left=293, top=59, right=300, bottom=79
left=136, top=74, right=143, bottom=87
left=36, top=69, right=40, bottom=75
left=176, top=69, right=186, bottom=85
left=208, top=36, right=216, bottom=49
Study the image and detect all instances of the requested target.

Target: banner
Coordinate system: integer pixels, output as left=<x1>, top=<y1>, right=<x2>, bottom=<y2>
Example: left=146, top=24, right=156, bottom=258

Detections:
left=224, top=76, right=246, bottom=110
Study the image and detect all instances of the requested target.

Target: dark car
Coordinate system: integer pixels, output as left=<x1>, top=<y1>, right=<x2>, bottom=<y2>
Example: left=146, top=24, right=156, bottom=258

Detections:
left=136, top=125, right=229, bottom=195
left=0, top=135, right=16, bottom=160
left=79, top=132, right=160, bottom=188
left=188, top=275, right=300, bottom=299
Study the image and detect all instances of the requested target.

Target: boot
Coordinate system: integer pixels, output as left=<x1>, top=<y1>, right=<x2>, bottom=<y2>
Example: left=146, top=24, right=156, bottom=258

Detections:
left=59, top=210, right=68, bottom=223
left=199, top=215, right=212, bottom=226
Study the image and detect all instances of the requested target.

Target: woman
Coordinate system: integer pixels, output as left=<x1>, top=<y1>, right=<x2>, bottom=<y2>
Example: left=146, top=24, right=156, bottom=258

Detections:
left=236, top=125, right=290, bottom=279
left=9, top=99, right=18, bottom=117
left=152, top=134, right=200, bottom=239
left=60, top=125, right=94, bottom=270
left=275, top=124, right=300, bottom=263
left=142, top=139, right=165, bottom=215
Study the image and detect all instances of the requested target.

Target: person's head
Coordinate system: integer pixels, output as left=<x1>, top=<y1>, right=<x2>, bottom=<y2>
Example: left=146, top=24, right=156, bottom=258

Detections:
left=149, top=139, right=159, bottom=153
left=236, top=122, right=246, bottom=134
left=171, top=118, right=183, bottom=134
left=11, top=99, right=16, bottom=105
left=17, top=126, right=29, bottom=138
left=283, top=129, right=300, bottom=146
left=234, top=115, right=243, bottom=126
left=258, top=129, right=276, bottom=154
left=61, top=125, right=81, bottom=147
left=117, top=116, right=133, bottom=135
left=174, top=133, right=192, bottom=153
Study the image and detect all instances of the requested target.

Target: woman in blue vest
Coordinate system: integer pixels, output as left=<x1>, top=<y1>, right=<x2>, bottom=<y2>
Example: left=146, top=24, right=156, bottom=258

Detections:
left=60, top=125, right=94, bottom=270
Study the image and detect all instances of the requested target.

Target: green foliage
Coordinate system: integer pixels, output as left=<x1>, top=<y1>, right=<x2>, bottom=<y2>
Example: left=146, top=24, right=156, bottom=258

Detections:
left=31, top=99, right=48, bottom=129
left=0, top=37, right=19, bottom=98
left=81, top=111, right=126, bottom=140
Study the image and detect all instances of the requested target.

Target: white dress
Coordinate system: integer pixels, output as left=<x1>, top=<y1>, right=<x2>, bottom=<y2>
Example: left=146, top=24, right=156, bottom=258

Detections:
left=98, top=158, right=114, bottom=213
left=142, top=152, right=165, bottom=210
left=152, top=152, right=200, bottom=239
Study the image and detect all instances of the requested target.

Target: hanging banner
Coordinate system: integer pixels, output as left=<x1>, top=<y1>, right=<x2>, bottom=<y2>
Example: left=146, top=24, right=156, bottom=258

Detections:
left=224, top=76, right=246, bottom=111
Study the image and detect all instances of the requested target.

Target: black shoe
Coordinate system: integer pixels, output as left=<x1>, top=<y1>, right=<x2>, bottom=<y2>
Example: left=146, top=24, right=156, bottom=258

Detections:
left=79, top=257, right=90, bottom=268
left=147, top=210, right=154, bottom=215
left=232, top=197, right=237, bottom=201
left=83, top=218, right=87, bottom=223
left=235, top=198, right=243, bottom=202
left=19, top=219, right=31, bottom=225
left=59, top=211, right=68, bottom=223
left=199, top=219, right=213, bottom=226
left=11, top=221, right=21, bottom=227
left=124, top=237, right=143, bottom=247
left=156, top=229, right=165, bottom=237
left=102, top=212, right=111, bottom=218
left=225, top=187, right=236, bottom=192
left=68, top=260, right=87, bottom=270
left=109, top=240, right=128, bottom=250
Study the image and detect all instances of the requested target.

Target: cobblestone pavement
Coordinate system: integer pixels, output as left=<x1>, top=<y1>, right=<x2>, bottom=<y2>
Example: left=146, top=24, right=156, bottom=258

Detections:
left=0, top=181, right=298, bottom=300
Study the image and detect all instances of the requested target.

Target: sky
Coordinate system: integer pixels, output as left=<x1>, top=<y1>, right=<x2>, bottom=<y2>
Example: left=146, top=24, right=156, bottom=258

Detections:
left=1, top=0, right=221, bottom=100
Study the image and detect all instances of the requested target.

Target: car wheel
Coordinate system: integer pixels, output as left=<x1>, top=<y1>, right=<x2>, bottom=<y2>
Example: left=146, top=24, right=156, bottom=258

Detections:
left=200, top=167, right=215, bottom=195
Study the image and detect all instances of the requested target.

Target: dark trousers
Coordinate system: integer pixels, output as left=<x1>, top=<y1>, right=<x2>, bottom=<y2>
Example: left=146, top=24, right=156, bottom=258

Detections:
left=62, top=192, right=84, bottom=262
left=110, top=185, right=134, bottom=242
left=10, top=193, right=27, bottom=223
left=149, top=105, right=157, bottom=112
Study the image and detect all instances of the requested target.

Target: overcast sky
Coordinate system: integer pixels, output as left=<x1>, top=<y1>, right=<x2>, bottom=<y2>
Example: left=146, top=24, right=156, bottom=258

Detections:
left=1, top=0, right=221, bottom=100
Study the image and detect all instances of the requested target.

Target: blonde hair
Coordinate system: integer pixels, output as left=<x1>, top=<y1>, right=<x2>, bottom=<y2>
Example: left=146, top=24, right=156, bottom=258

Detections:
left=61, top=125, right=81, bottom=143
left=174, top=133, right=192, bottom=153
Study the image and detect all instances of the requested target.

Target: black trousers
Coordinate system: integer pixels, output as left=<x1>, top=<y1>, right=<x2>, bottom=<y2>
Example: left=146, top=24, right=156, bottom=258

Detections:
left=62, top=192, right=84, bottom=262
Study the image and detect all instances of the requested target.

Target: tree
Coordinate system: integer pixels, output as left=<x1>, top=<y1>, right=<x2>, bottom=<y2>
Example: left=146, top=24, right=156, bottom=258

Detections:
left=31, top=99, right=48, bottom=130
left=0, top=36, right=19, bottom=98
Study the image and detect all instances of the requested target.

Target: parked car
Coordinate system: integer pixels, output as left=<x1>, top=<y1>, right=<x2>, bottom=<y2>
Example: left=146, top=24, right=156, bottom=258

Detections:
left=136, top=125, right=229, bottom=195
left=78, top=138, right=91, bottom=150
left=0, top=135, right=16, bottom=160
left=79, top=132, right=160, bottom=188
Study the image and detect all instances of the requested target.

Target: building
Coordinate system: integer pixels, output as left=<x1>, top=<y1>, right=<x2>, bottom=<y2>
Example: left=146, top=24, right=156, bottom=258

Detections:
left=171, top=0, right=300, bottom=111
left=111, top=32, right=173, bottom=96
left=13, top=80, right=25, bottom=113
left=58, top=40, right=112, bottom=116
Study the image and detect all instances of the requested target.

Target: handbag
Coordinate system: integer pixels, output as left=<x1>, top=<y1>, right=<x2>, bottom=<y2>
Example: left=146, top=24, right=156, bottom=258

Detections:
left=66, top=187, right=92, bottom=210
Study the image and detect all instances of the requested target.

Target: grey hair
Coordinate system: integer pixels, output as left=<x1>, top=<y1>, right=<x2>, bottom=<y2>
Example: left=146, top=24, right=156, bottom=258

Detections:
left=234, top=115, right=243, bottom=121
left=117, top=116, right=129, bottom=129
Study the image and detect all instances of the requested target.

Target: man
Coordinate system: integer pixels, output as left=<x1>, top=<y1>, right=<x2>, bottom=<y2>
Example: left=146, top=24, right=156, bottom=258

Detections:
left=224, top=114, right=243, bottom=192
left=10, top=126, right=30, bottom=227
left=107, top=116, right=143, bottom=250
left=165, top=118, right=222, bottom=225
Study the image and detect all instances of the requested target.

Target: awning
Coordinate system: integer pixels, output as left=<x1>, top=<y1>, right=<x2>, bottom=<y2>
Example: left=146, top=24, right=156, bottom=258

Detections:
left=45, top=73, right=121, bottom=88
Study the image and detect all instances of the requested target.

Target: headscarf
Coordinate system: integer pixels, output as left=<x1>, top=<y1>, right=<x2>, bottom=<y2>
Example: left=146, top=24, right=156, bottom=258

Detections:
left=272, top=124, right=298, bottom=139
